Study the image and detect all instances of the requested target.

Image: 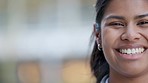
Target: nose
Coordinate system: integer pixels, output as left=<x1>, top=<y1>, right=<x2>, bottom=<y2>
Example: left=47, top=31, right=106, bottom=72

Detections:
left=121, top=25, right=141, bottom=42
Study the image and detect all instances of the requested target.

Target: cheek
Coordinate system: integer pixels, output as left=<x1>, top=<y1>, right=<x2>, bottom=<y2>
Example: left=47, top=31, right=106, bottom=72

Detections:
left=101, top=28, right=121, bottom=60
left=143, top=29, right=148, bottom=40
left=101, top=28, right=121, bottom=71
left=101, top=28, right=119, bottom=48
left=101, top=29, right=115, bottom=60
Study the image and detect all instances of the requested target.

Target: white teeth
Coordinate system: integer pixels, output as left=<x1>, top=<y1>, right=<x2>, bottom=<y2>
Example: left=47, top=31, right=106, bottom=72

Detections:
left=119, top=48, right=145, bottom=55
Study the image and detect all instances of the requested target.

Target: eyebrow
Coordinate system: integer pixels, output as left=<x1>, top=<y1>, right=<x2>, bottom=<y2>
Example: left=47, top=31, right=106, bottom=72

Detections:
left=135, top=13, right=148, bottom=19
left=104, top=15, right=125, bottom=21
left=104, top=13, right=148, bottom=21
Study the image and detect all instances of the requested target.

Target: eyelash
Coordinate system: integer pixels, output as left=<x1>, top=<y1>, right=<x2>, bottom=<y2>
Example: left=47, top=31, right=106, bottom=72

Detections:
left=137, top=21, right=148, bottom=26
left=108, top=22, right=125, bottom=27
left=107, top=20, right=148, bottom=27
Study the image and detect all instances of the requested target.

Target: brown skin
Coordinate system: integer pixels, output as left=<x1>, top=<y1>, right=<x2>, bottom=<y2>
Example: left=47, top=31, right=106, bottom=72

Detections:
left=95, top=0, right=148, bottom=83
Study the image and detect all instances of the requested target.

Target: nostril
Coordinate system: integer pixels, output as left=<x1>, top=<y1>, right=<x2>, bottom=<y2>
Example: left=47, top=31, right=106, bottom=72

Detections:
left=120, top=31, right=141, bottom=41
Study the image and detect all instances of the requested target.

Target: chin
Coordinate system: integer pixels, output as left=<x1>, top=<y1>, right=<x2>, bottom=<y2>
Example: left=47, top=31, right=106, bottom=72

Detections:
left=117, top=66, right=148, bottom=78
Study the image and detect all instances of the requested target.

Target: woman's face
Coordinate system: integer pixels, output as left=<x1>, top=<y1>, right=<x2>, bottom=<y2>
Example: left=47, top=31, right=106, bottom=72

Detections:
left=101, top=0, right=148, bottom=77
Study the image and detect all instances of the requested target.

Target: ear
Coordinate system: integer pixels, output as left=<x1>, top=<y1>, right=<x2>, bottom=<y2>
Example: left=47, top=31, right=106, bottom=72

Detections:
left=93, top=23, right=101, bottom=45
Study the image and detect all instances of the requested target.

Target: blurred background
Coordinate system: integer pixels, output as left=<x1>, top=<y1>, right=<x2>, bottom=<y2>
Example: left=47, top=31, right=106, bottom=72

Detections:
left=0, top=0, right=96, bottom=83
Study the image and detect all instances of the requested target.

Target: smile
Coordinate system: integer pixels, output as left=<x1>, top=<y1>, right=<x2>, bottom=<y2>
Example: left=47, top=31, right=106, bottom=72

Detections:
left=115, top=46, right=147, bottom=60
left=119, top=48, right=145, bottom=55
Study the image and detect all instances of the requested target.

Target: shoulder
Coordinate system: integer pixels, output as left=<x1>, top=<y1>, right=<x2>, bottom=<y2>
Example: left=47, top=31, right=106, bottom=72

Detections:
left=100, top=75, right=109, bottom=83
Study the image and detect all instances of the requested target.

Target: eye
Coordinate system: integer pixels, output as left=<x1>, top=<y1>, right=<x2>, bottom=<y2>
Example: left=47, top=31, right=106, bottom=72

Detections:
left=107, top=22, right=125, bottom=27
left=137, top=20, right=148, bottom=27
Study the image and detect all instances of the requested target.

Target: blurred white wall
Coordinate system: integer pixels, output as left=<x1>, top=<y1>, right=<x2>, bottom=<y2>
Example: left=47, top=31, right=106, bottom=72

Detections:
left=0, top=0, right=95, bottom=60
left=0, top=0, right=97, bottom=83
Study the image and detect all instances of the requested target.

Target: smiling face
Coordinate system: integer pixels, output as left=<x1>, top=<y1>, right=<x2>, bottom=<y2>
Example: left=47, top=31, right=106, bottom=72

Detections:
left=100, top=0, right=148, bottom=79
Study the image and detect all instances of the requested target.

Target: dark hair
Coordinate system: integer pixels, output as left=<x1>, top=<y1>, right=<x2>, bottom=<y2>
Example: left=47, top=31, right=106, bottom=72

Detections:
left=90, top=0, right=111, bottom=82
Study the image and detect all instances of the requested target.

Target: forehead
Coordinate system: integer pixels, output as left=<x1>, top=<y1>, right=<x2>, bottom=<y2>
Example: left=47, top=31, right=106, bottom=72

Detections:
left=103, top=0, right=148, bottom=18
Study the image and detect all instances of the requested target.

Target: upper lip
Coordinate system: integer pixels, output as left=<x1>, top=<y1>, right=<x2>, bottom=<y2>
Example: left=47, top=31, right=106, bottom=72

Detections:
left=115, top=44, right=148, bottom=50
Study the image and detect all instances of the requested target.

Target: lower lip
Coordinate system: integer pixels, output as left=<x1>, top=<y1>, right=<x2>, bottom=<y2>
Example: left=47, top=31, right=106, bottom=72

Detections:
left=114, top=50, right=146, bottom=60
